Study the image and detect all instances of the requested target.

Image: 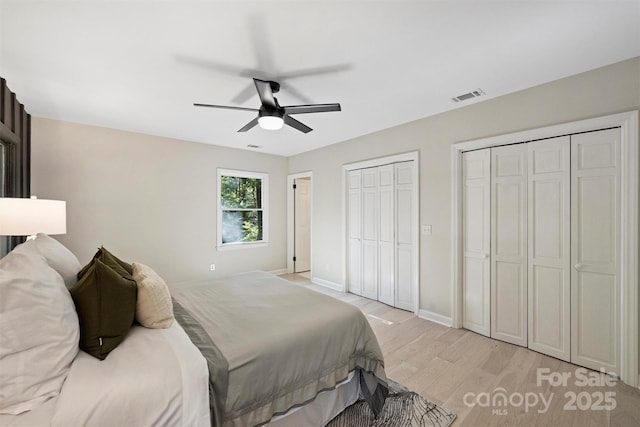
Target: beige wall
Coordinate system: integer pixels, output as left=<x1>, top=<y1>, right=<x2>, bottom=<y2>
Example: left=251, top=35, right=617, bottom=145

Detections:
left=29, top=57, right=639, bottom=319
left=31, top=119, right=289, bottom=283
left=288, top=57, right=640, bottom=320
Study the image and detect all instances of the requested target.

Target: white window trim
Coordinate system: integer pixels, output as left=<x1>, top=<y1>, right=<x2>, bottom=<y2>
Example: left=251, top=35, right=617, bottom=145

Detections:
left=217, top=168, right=269, bottom=250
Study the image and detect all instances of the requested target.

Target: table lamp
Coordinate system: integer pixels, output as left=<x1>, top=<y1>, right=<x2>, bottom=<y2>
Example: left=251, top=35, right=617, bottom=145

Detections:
left=0, top=196, right=66, bottom=239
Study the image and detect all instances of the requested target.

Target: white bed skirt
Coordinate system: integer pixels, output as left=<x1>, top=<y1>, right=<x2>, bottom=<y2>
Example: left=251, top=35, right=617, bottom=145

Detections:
left=269, top=371, right=360, bottom=427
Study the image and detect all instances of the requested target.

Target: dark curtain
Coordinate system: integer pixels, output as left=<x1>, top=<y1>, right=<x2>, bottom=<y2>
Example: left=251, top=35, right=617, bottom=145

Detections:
left=0, top=77, right=31, bottom=256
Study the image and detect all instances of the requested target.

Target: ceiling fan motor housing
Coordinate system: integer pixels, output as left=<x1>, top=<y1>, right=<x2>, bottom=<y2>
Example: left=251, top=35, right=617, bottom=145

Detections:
left=259, top=102, right=285, bottom=119
left=268, top=80, right=280, bottom=94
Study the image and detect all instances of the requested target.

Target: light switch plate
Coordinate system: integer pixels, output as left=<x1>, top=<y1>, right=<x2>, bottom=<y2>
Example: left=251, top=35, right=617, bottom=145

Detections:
left=421, top=225, right=432, bottom=235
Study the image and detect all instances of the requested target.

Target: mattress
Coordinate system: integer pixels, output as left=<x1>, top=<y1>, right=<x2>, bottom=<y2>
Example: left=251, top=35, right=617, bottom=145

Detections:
left=170, top=271, right=388, bottom=427
left=0, top=322, right=211, bottom=427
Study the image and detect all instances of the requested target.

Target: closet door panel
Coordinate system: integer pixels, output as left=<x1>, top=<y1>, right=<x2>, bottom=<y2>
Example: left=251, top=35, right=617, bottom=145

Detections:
left=462, top=149, right=491, bottom=337
left=527, top=137, right=571, bottom=361
left=378, top=164, right=395, bottom=306
left=491, top=145, right=527, bottom=346
left=395, top=162, right=415, bottom=311
left=574, top=273, right=617, bottom=368
left=348, top=240, right=362, bottom=295
left=361, top=168, right=378, bottom=300
left=531, top=180, right=564, bottom=258
left=347, top=170, right=362, bottom=296
left=396, top=246, right=413, bottom=310
left=571, top=129, right=620, bottom=373
left=361, top=241, right=378, bottom=300
left=531, top=266, right=565, bottom=351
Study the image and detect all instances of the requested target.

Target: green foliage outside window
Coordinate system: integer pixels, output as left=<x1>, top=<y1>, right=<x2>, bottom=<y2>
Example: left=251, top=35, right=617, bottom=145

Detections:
left=220, top=176, right=263, bottom=243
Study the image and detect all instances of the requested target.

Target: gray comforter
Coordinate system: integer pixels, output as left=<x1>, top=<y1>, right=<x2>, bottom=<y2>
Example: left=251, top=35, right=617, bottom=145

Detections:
left=171, top=271, right=388, bottom=427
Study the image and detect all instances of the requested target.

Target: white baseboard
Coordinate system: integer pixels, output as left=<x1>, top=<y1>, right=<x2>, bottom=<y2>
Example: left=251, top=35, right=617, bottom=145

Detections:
left=269, top=268, right=288, bottom=276
left=418, top=309, right=453, bottom=327
left=311, top=276, right=345, bottom=292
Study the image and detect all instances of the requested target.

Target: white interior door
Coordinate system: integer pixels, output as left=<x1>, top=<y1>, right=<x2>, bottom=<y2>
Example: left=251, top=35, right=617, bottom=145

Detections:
left=395, top=161, right=415, bottom=311
left=294, top=178, right=311, bottom=273
left=491, top=144, right=528, bottom=346
left=462, top=149, right=491, bottom=337
left=347, top=170, right=362, bottom=296
left=378, top=164, right=395, bottom=306
left=361, top=167, right=379, bottom=300
left=571, top=129, right=620, bottom=373
left=527, top=136, right=571, bottom=362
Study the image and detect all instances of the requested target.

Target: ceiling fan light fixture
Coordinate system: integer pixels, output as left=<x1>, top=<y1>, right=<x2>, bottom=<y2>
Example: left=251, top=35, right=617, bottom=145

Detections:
left=258, top=115, right=284, bottom=130
left=195, top=78, right=340, bottom=133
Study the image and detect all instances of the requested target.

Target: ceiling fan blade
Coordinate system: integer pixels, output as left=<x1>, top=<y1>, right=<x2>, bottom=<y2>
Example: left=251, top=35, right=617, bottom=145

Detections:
left=231, top=83, right=261, bottom=105
left=194, top=103, right=258, bottom=112
left=253, top=78, right=277, bottom=108
left=238, top=117, right=259, bottom=132
left=174, top=54, right=246, bottom=76
left=284, top=103, right=341, bottom=115
left=284, top=115, right=312, bottom=133
left=279, top=63, right=352, bottom=80
left=247, top=13, right=276, bottom=74
left=279, top=83, right=313, bottom=104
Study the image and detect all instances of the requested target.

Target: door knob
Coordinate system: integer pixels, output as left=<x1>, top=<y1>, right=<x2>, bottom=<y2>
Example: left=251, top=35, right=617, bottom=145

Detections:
left=574, top=263, right=584, bottom=270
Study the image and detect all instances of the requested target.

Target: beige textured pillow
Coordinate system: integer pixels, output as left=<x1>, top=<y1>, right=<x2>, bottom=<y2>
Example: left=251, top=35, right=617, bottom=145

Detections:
left=131, top=263, right=174, bottom=329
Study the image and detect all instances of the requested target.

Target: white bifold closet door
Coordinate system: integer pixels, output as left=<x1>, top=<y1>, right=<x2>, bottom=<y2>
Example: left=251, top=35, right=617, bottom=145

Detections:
left=361, top=168, right=379, bottom=301
left=571, top=129, right=620, bottom=373
left=395, top=162, right=415, bottom=311
left=491, top=144, right=528, bottom=347
left=462, top=149, right=491, bottom=336
left=377, top=164, right=395, bottom=306
left=347, top=161, right=415, bottom=310
left=462, top=128, right=621, bottom=374
left=527, top=137, right=571, bottom=362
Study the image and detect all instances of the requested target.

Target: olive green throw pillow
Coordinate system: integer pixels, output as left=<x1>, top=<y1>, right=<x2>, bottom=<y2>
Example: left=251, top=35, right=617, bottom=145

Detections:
left=77, top=246, right=133, bottom=280
left=70, top=259, right=137, bottom=360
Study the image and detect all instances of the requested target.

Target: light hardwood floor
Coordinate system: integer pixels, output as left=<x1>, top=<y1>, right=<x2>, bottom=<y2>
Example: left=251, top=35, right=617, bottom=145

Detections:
left=279, top=273, right=640, bottom=427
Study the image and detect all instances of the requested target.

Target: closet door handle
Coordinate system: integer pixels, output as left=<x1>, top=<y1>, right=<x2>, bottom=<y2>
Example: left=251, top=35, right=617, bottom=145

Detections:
left=482, top=253, right=489, bottom=259
left=574, top=263, right=585, bottom=270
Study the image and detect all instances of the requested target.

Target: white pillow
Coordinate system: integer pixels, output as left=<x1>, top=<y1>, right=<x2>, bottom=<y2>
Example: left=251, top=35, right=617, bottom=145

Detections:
left=0, top=250, right=80, bottom=415
left=33, top=234, right=82, bottom=289
left=132, top=263, right=174, bottom=329
left=11, top=235, right=82, bottom=289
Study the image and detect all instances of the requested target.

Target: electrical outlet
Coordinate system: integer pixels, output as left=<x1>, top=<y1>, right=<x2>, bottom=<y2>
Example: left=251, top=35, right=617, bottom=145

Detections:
left=210, top=264, right=216, bottom=271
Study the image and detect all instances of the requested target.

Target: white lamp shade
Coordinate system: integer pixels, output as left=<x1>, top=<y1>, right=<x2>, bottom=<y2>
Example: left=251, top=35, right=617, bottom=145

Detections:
left=0, top=198, right=67, bottom=236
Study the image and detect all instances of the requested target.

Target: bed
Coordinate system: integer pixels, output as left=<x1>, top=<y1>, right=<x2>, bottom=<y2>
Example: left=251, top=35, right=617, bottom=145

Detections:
left=0, top=234, right=388, bottom=427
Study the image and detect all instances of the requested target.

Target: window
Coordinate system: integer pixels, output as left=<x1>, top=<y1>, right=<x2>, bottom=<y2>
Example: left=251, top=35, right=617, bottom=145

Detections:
left=0, top=142, right=6, bottom=257
left=217, top=169, right=268, bottom=249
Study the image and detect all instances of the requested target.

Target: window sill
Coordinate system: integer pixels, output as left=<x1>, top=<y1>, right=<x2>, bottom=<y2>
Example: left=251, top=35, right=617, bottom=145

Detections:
left=217, top=242, right=269, bottom=251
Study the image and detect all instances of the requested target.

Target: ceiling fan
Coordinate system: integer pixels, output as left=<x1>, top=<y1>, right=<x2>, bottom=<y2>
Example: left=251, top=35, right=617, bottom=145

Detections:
left=194, top=78, right=341, bottom=133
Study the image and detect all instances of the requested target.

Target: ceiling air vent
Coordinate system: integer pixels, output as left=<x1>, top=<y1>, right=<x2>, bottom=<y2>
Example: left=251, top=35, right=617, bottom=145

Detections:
left=246, top=144, right=262, bottom=149
left=452, top=89, right=485, bottom=103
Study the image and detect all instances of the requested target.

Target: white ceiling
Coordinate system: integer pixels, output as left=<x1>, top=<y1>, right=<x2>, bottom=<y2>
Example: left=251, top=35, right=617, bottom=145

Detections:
left=1, top=1, right=639, bottom=157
